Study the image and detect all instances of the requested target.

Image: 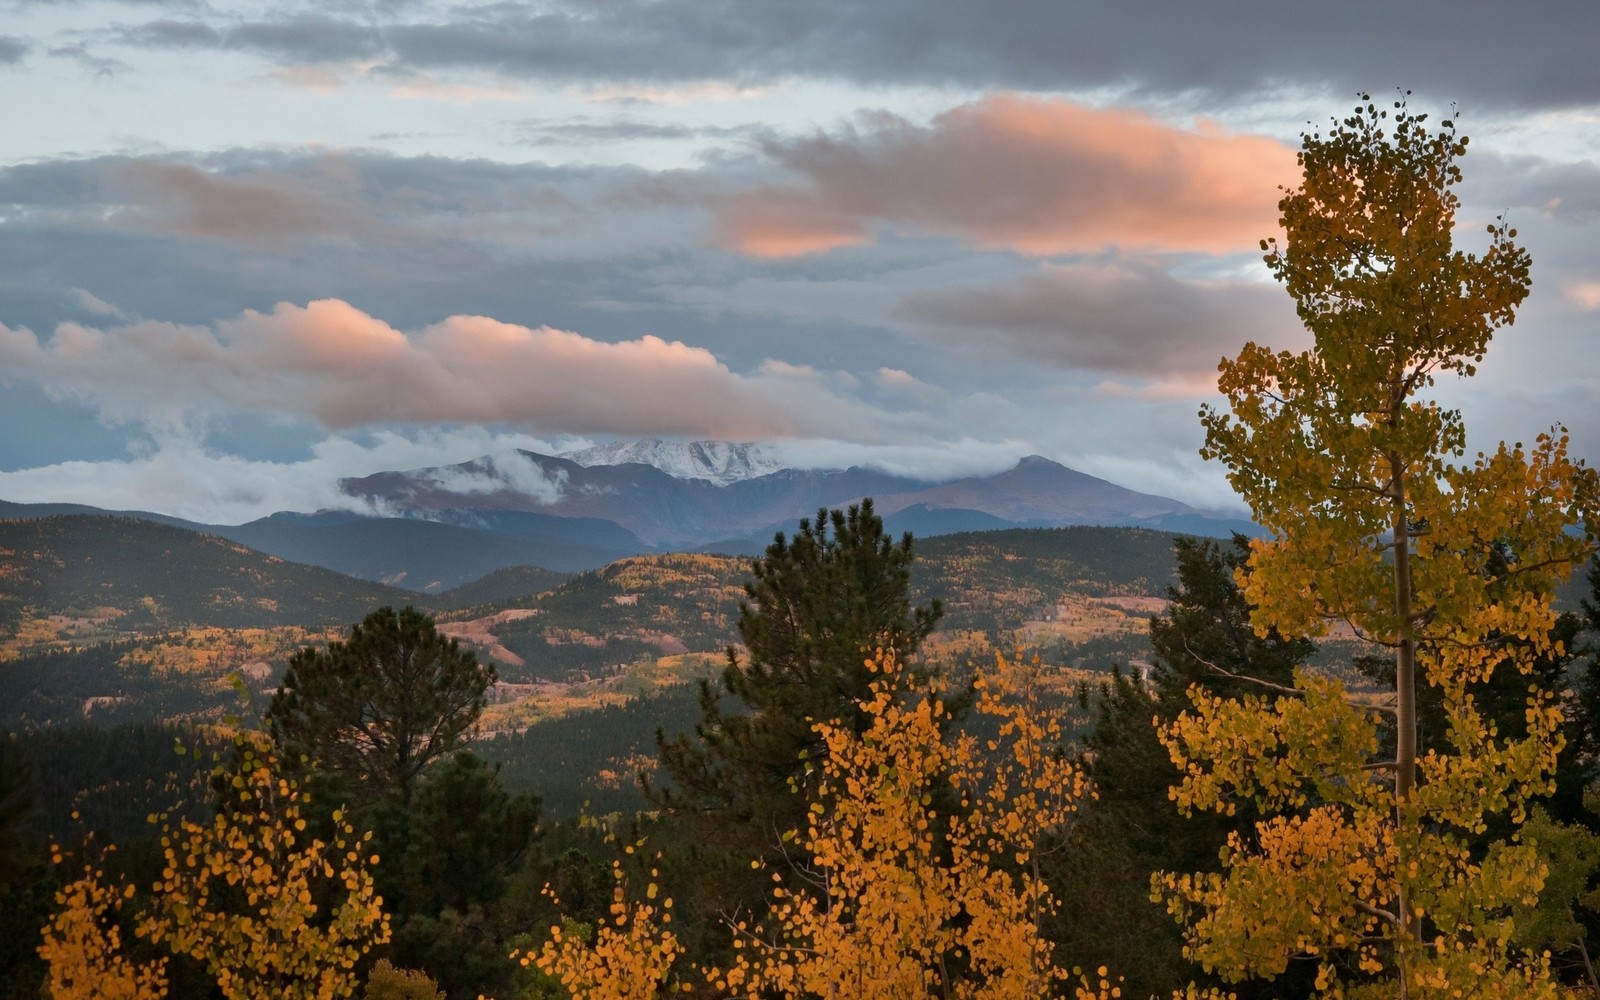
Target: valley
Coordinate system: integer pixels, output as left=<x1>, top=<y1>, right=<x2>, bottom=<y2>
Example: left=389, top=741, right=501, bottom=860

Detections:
left=0, top=509, right=1183, bottom=817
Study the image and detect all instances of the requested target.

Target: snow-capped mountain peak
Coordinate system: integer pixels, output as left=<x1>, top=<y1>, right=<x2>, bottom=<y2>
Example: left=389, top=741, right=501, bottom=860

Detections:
left=558, top=439, right=785, bottom=485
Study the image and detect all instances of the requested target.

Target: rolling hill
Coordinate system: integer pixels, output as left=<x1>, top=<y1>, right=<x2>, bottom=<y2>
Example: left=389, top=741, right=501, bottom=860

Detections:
left=0, top=515, right=416, bottom=633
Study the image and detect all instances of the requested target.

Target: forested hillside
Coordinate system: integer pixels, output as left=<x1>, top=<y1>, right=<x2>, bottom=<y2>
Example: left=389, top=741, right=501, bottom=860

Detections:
left=0, top=515, right=413, bottom=638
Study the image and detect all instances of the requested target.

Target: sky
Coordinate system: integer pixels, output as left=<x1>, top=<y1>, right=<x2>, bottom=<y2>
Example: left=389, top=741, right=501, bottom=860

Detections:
left=1, top=0, right=1598, bottom=525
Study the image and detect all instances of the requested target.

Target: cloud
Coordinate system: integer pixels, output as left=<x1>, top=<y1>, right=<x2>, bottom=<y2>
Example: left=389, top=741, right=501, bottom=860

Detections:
left=0, top=35, right=29, bottom=65
left=114, top=15, right=384, bottom=64
left=710, top=189, right=869, bottom=257
left=579, top=82, right=774, bottom=106
left=66, top=288, right=128, bottom=320
left=385, top=74, right=524, bottom=103
left=710, top=96, right=1296, bottom=258
left=0, top=299, right=938, bottom=442
left=99, top=2, right=1598, bottom=110
left=767, top=437, right=1026, bottom=483
left=46, top=42, right=131, bottom=78
left=0, top=152, right=664, bottom=263
left=0, top=427, right=576, bottom=525
left=512, top=116, right=756, bottom=147
left=110, top=159, right=371, bottom=248
left=1477, top=152, right=1600, bottom=224
left=895, top=261, right=1302, bottom=377
left=1568, top=281, right=1600, bottom=311
left=422, top=451, right=568, bottom=503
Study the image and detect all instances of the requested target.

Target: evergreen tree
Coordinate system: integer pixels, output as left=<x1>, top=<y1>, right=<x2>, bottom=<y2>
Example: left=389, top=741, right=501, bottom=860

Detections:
left=656, top=498, right=942, bottom=832
left=265, top=606, right=494, bottom=807
left=651, top=499, right=942, bottom=953
left=382, top=752, right=543, bottom=1000
left=1051, top=535, right=1313, bottom=999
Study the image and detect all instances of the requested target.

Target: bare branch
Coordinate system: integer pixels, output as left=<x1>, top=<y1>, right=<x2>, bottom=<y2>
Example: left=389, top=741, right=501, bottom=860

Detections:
left=1352, top=897, right=1400, bottom=927
left=1182, top=639, right=1303, bottom=697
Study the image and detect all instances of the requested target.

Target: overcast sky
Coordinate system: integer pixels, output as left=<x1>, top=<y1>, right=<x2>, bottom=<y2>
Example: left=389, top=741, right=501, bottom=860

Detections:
left=1, top=0, right=1598, bottom=523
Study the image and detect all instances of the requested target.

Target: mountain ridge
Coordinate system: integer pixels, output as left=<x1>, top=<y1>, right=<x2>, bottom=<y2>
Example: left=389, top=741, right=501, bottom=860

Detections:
left=558, top=438, right=784, bottom=485
left=4, top=444, right=1258, bottom=590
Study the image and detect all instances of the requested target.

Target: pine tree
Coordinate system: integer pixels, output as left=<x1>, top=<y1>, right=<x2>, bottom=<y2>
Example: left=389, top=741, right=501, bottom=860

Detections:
left=1052, top=535, right=1313, bottom=999
left=651, top=499, right=942, bottom=954
left=266, top=606, right=494, bottom=807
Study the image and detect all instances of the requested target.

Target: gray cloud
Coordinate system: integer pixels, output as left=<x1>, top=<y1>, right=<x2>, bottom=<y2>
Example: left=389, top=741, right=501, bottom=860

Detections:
left=0, top=151, right=622, bottom=254
left=46, top=41, right=131, bottom=77
left=895, top=262, right=1303, bottom=378
left=113, top=15, right=385, bottom=63
left=0, top=35, right=28, bottom=65
left=1476, top=153, right=1600, bottom=225
left=100, top=1, right=1600, bottom=110
left=510, top=116, right=757, bottom=148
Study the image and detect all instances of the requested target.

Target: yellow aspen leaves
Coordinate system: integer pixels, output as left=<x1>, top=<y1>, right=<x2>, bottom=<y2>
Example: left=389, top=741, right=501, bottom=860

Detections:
left=527, top=648, right=1121, bottom=998
left=528, top=850, right=683, bottom=1000
left=37, top=851, right=169, bottom=1000
left=39, top=736, right=390, bottom=1000
left=1169, top=95, right=1595, bottom=997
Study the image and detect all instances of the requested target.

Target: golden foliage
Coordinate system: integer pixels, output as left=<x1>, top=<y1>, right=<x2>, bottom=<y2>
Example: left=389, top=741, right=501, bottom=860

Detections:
left=711, top=649, right=1092, bottom=999
left=38, top=848, right=168, bottom=1000
left=1166, top=96, right=1592, bottom=996
left=530, top=648, right=1129, bottom=999
left=39, top=737, right=390, bottom=1000
left=523, top=845, right=682, bottom=1000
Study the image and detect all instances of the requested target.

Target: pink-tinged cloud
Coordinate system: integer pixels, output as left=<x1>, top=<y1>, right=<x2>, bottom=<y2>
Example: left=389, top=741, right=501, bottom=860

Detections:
left=0, top=300, right=931, bottom=443
left=709, top=190, right=869, bottom=258
left=112, top=160, right=368, bottom=248
left=895, top=262, right=1304, bottom=376
left=712, top=94, right=1296, bottom=258
left=1567, top=280, right=1600, bottom=311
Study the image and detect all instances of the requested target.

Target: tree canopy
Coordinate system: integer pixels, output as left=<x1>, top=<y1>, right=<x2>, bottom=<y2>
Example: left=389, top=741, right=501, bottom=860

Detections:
left=651, top=499, right=944, bottom=956
left=266, top=606, right=495, bottom=806
left=1162, top=93, right=1599, bottom=996
left=655, top=498, right=943, bottom=829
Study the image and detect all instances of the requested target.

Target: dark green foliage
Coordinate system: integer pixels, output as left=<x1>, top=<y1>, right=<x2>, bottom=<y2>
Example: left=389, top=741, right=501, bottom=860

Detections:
left=431, top=566, right=570, bottom=612
left=651, top=500, right=943, bottom=960
left=0, top=736, right=50, bottom=999
left=1564, top=556, right=1600, bottom=805
left=0, top=639, right=275, bottom=729
left=480, top=683, right=707, bottom=818
left=1514, top=805, right=1600, bottom=992
left=266, top=606, right=495, bottom=805
left=372, top=752, right=542, bottom=1000
left=655, top=499, right=943, bottom=825
left=1147, top=534, right=1313, bottom=704
left=1051, top=535, right=1313, bottom=1000
left=393, top=752, right=541, bottom=916
left=0, top=848, right=51, bottom=1000
left=7, top=723, right=219, bottom=846
left=1, top=640, right=150, bottom=728
left=915, top=525, right=1180, bottom=632
left=0, top=736, right=35, bottom=883
left=486, top=629, right=666, bottom=685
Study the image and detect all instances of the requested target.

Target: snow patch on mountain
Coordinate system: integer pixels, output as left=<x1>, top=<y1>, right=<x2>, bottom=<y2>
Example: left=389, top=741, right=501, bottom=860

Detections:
left=559, top=439, right=784, bottom=485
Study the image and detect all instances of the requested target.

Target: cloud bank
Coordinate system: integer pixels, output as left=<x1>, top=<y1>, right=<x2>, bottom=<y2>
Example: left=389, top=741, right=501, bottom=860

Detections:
left=0, top=299, right=941, bottom=441
left=711, top=96, right=1296, bottom=257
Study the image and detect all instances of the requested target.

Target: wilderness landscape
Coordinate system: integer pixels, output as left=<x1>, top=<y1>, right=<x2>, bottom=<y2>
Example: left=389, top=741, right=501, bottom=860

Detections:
left=7, top=1, right=1600, bottom=998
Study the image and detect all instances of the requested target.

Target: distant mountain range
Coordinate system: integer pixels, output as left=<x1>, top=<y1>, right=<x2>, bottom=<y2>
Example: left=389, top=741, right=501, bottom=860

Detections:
left=559, top=438, right=785, bottom=485
left=0, top=441, right=1258, bottom=591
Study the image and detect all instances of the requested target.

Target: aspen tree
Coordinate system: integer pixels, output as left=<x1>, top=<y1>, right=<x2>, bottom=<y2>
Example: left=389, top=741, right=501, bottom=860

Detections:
left=1160, top=94, right=1598, bottom=997
left=38, top=733, right=389, bottom=1000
